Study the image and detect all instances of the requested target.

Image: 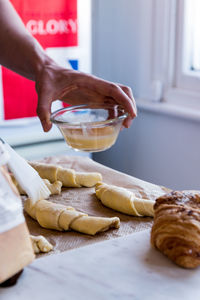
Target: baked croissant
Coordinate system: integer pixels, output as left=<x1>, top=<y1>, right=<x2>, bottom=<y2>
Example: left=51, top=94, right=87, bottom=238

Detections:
left=24, top=198, right=120, bottom=236
left=95, top=182, right=155, bottom=217
left=151, top=191, right=200, bottom=269
left=29, top=162, right=102, bottom=187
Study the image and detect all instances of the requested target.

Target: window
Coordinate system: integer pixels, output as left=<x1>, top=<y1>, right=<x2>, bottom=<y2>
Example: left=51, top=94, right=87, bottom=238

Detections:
left=186, top=0, right=200, bottom=72
left=175, top=0, right=200, bottom=93
left=150, top=0, right=200, bottom=107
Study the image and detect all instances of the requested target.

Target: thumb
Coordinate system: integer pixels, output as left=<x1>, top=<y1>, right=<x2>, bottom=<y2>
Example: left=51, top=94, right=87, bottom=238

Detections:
left=37, top=92, right=52, bottom=132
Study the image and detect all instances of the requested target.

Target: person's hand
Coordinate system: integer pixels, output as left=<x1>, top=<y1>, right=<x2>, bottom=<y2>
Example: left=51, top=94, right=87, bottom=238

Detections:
left=35, top=64, right=137, bottom=132
left=0, top=0, right=136, bottom=130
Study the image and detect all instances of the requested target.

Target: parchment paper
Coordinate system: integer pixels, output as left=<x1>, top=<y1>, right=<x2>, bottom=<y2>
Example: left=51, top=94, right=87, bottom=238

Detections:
left=23, top=156, right=169, bottom=257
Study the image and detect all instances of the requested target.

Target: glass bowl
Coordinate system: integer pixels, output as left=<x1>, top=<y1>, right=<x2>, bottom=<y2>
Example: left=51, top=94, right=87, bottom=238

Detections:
left=50, top=104, right=128, bottom=152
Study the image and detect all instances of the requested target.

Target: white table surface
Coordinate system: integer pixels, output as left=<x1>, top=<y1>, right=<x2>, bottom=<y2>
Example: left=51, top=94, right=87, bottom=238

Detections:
left=1, top=229, right=200, bottom=300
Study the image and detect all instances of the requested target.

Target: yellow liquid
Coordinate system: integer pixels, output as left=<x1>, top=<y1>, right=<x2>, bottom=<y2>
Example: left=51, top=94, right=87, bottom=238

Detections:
left=61, top=126, right=118, bottom=151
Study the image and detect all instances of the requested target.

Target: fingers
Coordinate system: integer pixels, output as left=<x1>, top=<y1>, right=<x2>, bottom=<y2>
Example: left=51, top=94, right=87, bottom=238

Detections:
left=109, top=84, right=136, bottom=119
left=35, top=68, right=137, bottom=132
left=119, top=85, right=137, bottom=128
left=119, top=85, right=137, bottom=116
left=80, top=76, right=137, bottom=127
left=97, top=80, right=136, bottom=128
left=37, top=91, right=52, bottom=132
left=103, top=97, right=118, bottom=120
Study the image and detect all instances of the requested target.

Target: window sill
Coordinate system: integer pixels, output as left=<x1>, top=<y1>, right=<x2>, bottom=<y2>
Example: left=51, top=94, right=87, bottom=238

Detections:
left=136, top=98, right=200, bottom=123
left=0, top=119, right=63, bottom=147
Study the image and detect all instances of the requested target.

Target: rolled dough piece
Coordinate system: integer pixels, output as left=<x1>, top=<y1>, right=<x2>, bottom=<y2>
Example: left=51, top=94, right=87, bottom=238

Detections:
left=30, top=235, right=53, bottom=254
left=71, top=215, right=120, bottom=235
left=57, top=168, right=80, bottom=187
left=35, top=200, right=75, bottom=231
left=24, top=199, right=120, bottom=235
left=95, top=182, right=155, bottom=217
left=24, top=198, right=37, bottom=219
left=134, top=199, right=155, bottom=217
left=29, top=162, right=58, bottom=183
left=59, top=210, right=87, bottom=231
left=75, top=172, right=102, bottom=188
left=29, top=161, right=102, bottom=188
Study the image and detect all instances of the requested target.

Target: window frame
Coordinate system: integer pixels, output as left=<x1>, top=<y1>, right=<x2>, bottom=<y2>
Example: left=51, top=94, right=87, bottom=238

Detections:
left=150, top=0, right=200, bottom=108
left=174, top=0, right=200, bottom=92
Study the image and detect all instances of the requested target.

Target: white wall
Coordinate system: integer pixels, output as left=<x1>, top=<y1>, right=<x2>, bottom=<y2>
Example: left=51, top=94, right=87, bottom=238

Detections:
left=92, top=0, right=200, bottom=190
left=92, top=0, right=153, bottom=98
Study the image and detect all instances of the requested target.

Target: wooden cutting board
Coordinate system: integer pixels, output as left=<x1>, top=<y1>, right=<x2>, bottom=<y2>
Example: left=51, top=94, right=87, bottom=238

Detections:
left=24, top=155, right=169, bottom=257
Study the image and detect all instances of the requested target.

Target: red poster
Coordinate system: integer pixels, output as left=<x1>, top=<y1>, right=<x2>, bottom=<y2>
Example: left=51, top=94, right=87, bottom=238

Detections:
left=2, top=0, right=77, bottom=120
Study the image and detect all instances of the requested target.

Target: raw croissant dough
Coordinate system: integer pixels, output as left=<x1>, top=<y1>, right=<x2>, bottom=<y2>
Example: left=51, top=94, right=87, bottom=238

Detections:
left=11, top=174, right=62, bottom=196
left=42, top=179, right=62, bottom=195
left=24, top=198, right=120, bottom=235
left=30, top=235, right=53, bottom=254
left=29, top=162, right=102, bottom=187
left=95, top=182, right=155, bottom=217
left=151, top=191, right=200, bottom=269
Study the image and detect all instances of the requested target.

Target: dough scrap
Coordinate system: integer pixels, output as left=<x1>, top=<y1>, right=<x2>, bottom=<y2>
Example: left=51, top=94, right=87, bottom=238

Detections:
left=24, top=199, right=120, bottom=235
left=43, top=179, right=62, bottom=195
left=95, top=182, right=155, bottom=217
left=29, top=161, right=102, bottom=187
left=30, top=235, right=53, bottom=254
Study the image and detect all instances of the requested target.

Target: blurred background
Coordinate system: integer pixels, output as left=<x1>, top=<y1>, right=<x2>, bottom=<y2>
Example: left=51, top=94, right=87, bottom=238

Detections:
left=1, top=0, right=200, bottom=190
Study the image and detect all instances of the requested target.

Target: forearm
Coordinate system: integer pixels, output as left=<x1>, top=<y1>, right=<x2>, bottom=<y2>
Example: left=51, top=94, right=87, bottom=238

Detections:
left=0, top=0, right=54, bottom=80
left=0, top=1, right=136, bottom=132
